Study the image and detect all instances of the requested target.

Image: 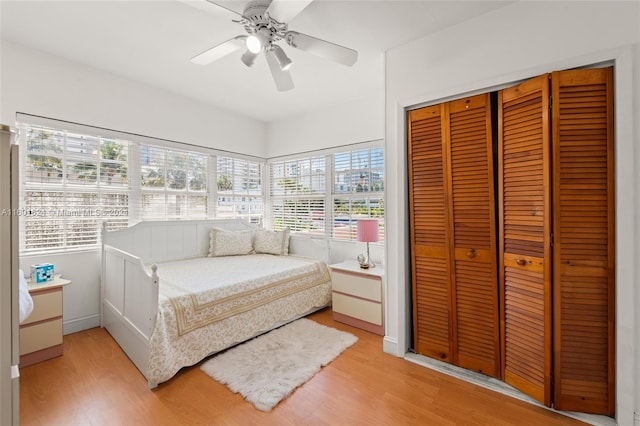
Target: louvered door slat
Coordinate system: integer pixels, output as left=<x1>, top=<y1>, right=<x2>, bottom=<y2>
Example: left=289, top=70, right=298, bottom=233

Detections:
left=447, top=94, right=500, bottom=377
left=552, top=68, right=614, bottom=416
left=499, top=74, right=552, bottom=406
left=408, top=105, right=451, bottom=361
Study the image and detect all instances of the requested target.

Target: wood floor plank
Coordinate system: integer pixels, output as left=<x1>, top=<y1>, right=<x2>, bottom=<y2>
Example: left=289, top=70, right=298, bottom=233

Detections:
left=20, top=308, right=584, bottom=425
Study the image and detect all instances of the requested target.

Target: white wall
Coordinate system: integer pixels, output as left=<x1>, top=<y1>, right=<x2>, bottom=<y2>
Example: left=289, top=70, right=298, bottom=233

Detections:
left=384, top=1, right=639, bottom=424
left=265, top=91, right=384, bottom=158
left=0, top=40, right=266, bottom=156
left=1, top=40, right=267, bottom=334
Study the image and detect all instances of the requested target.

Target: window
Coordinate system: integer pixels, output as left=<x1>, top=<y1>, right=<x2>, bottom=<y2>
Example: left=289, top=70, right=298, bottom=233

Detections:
left=139, top=145, right=208, bottom=219
left=19, top=116, right=383, bottom=254
left=267, top=143, right=384, bottom=240
left=332, top=147, right=384, bottom=241
left=18, top=118, right=265, bottom=254
left=21, top=124, right=129, bottom=252
left=215, top=156, right=263, bottom=224
left=269, top=156, right=326, bottom=235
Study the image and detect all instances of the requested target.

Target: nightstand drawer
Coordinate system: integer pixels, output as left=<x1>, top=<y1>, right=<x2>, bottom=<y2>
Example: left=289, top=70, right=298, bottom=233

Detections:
left=333, top=293, right=382, bottom=326
left=331, top=270, right=381, bottom=302
left=22, top=289, right=62, bottom=325
left=19, top=318, right=63, bottom=355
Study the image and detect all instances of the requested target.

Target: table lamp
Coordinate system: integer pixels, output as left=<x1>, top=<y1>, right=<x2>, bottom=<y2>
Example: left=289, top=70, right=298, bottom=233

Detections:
left=356, top=219, right=379, bottom=269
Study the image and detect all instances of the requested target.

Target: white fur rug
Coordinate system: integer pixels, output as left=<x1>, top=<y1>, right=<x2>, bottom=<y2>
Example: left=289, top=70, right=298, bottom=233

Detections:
left=200, top=318, right=358, bottom=411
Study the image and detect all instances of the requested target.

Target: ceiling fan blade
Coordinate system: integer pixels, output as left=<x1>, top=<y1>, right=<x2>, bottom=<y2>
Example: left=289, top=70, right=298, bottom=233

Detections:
left=286, top=31, right=358, bottom=67
left=204, top=0, right=244, bottom=18
left=177, top=0, right=242, bottom=20
left=191, top=35, right=247, bottom=65
left=266, top=50, right=294, bottom=92
left=266, top=0, right=313, bottom=23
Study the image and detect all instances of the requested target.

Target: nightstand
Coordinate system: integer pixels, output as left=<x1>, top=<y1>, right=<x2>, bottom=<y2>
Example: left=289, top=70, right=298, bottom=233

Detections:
left=329, top=261, right=384, bottom=335
left=20, top=275, right=71, bottom=367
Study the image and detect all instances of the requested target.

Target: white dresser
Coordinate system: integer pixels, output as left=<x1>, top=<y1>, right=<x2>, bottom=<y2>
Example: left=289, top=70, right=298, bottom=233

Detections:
left=20, top=275, right=71, bottom=367
left=329, top=261, right=384, bottom=335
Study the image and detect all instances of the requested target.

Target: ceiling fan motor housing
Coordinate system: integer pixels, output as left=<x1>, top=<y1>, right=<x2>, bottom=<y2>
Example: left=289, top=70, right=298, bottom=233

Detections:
left=243, top=0, right=270, bottom=21
left=241, top=0, right=286, bottom=46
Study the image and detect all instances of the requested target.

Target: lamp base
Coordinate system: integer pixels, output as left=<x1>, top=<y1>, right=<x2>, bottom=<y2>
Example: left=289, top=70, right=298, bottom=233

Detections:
left=357, top=244, right=376, bottom=269
left=357, top=255, right=375, bottom=269
left=359, top=262, right=375, bottom=269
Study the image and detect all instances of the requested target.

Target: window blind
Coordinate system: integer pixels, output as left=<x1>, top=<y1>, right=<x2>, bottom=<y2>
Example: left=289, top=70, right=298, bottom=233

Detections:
left=215, top=156, right=263, bottom=223
left=21, top=124, right=129, bottom=252
left=20, top=116, right=383, bottom=253
left=332, top=146, right=384, bottom=241
left=139, top=144, right=208, bottom=219
left=268, top=156, right=326, bottom=235
left=18, top=118, right=265, bottom=254
left=267, top=144, right=384, bottom=240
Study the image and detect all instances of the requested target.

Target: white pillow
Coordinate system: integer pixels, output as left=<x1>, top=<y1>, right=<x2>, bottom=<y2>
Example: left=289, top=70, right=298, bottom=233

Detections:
left=254, top=228, right=290, bottom=256
left=208, top=228, right=254, bottom=257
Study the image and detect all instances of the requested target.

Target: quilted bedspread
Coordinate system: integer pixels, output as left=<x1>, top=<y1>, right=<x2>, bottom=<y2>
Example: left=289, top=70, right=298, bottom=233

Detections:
left=146, top=254, right=332, bottom=384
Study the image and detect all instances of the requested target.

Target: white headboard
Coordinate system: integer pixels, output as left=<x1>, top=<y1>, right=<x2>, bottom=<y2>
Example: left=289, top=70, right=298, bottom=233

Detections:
left=102, top=219, right=330, bottom=264
left=102, top=219, right=255, bottom=263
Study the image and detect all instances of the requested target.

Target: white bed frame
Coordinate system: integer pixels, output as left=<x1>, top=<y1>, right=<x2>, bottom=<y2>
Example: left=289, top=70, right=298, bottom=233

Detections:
left=100, top=219, right=329, bottom=388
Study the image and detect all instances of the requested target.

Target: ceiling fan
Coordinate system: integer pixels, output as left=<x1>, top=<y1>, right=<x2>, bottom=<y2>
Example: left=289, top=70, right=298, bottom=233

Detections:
left=188, top=0, right=358, bottom=91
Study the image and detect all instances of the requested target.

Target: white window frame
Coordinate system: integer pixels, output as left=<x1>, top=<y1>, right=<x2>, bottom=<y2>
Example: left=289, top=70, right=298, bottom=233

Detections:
left=266, top=141, right=384, bottom=241
left=138, top=143, right=209, bottom=220
left=17, top=115, right=265, bottom=255
left=19, top=122, right=130, bottom=254
left=213, top=155, right=263, bottom=224
left=268, top=155, right=328, bottom=236
left=331, top=145, right=385, bottom=242
left=18, top=115, right=383, bottom=254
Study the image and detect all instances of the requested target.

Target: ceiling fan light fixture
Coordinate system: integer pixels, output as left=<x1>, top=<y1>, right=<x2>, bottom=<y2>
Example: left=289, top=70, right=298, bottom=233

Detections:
left=241, top=50, right=258, bottom=67
left=246, top=28, right=271, bottom=54
left=246, top=35, right=262, bottom=53
left=272, top=44, right=292, bottom=71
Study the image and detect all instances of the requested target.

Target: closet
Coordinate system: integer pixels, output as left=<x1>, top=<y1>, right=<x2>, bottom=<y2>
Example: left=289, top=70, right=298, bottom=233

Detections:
left=408, top=67, right=614, bottom=416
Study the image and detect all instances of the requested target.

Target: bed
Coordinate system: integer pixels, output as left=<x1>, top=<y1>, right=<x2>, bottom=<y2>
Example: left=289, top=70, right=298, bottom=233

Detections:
left=100, top=219, right=332, bottom=388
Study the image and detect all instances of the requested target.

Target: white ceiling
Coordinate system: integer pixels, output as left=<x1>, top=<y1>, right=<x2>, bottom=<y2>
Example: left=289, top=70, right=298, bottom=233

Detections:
left=1, top=0, right=511, bottom=123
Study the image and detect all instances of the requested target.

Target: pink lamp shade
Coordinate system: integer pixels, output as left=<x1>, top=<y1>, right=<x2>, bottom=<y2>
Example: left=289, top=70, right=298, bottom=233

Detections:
left=357, top=219, right=379, bottom=243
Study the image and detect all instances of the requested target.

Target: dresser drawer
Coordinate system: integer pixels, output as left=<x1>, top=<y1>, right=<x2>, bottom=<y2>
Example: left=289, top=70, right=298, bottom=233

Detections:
left=19, top=318, right=63, bottom=355
left=22, top=289, right=62, bottom=325
left=331, top=270, right=381, bottom=302
left=332, top=293, right=382, bottom=326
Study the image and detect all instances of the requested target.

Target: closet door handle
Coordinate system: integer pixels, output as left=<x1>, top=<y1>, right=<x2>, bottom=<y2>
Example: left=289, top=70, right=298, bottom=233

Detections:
left=466, top=248, right=476, bottom=258
left=515, top=258, right=526, bottom=266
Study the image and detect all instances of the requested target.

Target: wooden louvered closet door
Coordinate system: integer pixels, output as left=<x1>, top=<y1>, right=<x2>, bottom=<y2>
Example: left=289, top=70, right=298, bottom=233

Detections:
left=408, top=105, right=451, bottom=361
left=409, top=94, right=499, bottom=377
left=409, top=67, right=614, bottom=416
left=552, top=68, right=615, bottom=416
left=498, top=74, right=552, bottom=405
left=445, top=95, right=499, bottom=377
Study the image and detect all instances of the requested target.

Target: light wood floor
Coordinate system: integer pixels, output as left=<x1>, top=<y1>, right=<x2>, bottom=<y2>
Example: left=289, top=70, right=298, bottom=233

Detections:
left=20, top=308, right=585, bottom=426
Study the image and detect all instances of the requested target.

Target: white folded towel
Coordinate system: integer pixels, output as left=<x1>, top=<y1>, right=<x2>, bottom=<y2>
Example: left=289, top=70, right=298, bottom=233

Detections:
left=18, top=269, right=34, bottom=323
